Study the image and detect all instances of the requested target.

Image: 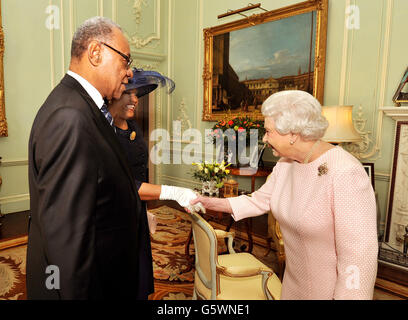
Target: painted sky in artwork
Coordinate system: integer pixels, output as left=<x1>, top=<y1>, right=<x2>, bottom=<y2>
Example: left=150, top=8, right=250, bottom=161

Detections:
left=229, top=11, right=317, bottom=81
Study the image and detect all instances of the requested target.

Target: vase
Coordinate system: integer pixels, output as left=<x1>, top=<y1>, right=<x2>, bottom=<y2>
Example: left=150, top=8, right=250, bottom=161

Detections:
left=201, top=180, right=219, bottom=197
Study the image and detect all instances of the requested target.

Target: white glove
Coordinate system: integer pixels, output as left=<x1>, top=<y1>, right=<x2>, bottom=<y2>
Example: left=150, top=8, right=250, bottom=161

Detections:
left=159, top=185, right=205, bottom=213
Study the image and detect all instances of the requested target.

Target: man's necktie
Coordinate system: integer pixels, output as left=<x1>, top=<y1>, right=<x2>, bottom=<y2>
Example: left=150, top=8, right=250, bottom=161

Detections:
left=101, top=103, right=114, bottom=127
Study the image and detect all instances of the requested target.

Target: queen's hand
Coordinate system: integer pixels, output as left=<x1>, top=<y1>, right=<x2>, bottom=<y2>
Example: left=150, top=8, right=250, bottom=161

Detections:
left=189, top=195, right=233, bottom=214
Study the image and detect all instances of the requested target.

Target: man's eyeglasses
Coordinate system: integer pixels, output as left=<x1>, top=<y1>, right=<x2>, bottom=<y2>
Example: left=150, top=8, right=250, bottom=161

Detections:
left=100, top=42, right=133, bottom=68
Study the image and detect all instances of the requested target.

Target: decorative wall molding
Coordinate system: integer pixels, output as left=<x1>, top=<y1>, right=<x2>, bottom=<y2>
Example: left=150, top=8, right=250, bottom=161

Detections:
left=98, top=0, right=104, bottom=16
left=49, top=0, right=55, bottom=89
left=60, top=0, right=65, bottom=75
left=133, top=61, right=160, bottom=71
left=156, top=87, right=163, bottom=185
left=112, top=0, right=117, bottom=22
left=132, top=51, right=166, bottom=62
left=375, top=172, right=391, bottom=183
left=127, top=0, right=161, bottom=50
left=69, top=0, right=75, bottom=39
left=176, top=98, right=192, bottom=132
left=0, top=193, right=30, bottom=214
left=338, top=0, right=351, bottom=106
left=161, top=174, right=200, bottom=188
left=196, top=0, right=204, bottom=131
left=343, top=105, right=373, bottom=158
left=0, top=159, right=28, bottom=167
left=342, top=0, right=393, bottom=161
left=0, top=193, right=29, bottom=203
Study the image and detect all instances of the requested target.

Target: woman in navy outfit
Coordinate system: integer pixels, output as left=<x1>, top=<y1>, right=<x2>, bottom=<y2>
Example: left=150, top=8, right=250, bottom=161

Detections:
left=108, top=68, right=204, bottom=299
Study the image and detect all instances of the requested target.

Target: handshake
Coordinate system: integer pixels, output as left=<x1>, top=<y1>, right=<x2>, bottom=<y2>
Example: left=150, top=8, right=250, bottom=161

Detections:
left=159, top=185, right=206, bottom=214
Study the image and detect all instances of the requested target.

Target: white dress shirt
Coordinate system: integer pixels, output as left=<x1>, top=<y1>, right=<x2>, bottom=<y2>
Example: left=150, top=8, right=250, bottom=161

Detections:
left=67, top=70, right=105, bottom=109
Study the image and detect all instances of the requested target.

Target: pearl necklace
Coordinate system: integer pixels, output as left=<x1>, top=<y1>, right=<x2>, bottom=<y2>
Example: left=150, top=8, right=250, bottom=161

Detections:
left=303, top=140, right=321, bottom=164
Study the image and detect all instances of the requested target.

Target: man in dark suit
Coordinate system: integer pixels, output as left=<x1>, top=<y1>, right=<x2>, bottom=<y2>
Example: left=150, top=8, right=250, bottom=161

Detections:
left=27, top=17, right=140, bottom=299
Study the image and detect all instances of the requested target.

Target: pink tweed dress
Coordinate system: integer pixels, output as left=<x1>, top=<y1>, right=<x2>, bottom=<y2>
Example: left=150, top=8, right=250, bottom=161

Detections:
left=228, top=146, right=378, bottom=300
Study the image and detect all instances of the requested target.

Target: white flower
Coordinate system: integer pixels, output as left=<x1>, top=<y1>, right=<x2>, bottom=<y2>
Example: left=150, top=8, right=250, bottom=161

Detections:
left=214, top=167, right=219, bottom=173
left=204, top=168, right=209, bottom=174
left=198, top=164, right=203, bottom=171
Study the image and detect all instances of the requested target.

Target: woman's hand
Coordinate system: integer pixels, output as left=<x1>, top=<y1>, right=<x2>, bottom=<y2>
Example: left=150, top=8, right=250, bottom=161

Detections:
left=159, top=185, right=205, bottom=213
left=189, top=195, right=233, bottom=214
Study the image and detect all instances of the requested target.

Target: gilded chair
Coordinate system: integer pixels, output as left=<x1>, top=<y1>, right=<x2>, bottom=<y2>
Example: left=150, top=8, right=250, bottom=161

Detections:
left=265, top=213, right=286, bottom=281
left=190, top=211, right=282, bottom=300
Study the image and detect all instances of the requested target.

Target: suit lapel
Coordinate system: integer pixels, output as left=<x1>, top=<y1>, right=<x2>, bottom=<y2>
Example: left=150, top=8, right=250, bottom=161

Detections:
left=61, top=74, right=138, bottom=196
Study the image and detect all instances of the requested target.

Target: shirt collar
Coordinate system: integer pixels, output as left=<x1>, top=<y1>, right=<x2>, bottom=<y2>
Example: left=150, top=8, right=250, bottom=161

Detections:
left=67, top=70, right=105, bottom=109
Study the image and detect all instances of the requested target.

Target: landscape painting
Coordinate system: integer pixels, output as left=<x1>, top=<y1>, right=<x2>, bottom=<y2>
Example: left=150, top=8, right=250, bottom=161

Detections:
left=202, top=0, right=328, bottom=121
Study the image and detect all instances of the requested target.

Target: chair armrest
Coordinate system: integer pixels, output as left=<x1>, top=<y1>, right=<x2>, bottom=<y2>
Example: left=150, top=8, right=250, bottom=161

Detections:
left=214, top=229, right=236, bottom=253
left=217, top=265, right=281, bottom=300
left=217, top=265, right=272, bottom=278
left=214, top=229, right=235, bottom=239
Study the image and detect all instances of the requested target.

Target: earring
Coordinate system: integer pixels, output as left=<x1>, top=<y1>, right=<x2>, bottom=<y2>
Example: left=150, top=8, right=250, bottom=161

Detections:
left=290, top=140, right=294, bottom=145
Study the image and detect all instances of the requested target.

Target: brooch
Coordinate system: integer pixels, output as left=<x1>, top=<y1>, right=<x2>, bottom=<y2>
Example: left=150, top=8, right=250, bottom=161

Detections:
left=318, top=162, right=328, bottom=176
left=130, top=131, right=136, bottom=141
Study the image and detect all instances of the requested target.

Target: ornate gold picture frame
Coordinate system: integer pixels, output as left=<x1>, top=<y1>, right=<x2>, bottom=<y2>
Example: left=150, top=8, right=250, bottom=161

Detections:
left=0, top=3, right=6, bottom=137
left=392, top=67, right=408, bottom=106
left=202, top=0, right=328, bottom=121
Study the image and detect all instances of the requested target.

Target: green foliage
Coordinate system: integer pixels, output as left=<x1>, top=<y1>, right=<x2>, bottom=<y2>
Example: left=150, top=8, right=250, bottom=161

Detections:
left=191, top=161, right=231, bottom=187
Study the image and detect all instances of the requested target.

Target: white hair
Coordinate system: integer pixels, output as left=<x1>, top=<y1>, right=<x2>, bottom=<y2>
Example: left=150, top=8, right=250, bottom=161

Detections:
left=261, top=90, right=329, bottom=140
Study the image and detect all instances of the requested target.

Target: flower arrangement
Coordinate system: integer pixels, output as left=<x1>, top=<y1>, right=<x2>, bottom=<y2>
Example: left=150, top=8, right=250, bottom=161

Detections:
left=191, top=161, right=231, bottom=188
left=209, top=116, right=265, bottom=144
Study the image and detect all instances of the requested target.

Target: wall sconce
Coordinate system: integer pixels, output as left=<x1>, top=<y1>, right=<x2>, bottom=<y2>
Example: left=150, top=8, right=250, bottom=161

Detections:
left=321, top=105, right=361, bottom=144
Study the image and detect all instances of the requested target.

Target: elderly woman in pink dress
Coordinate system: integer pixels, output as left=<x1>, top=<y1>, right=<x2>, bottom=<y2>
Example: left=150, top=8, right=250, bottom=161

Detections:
left=191, top=90, right=378, bottom=300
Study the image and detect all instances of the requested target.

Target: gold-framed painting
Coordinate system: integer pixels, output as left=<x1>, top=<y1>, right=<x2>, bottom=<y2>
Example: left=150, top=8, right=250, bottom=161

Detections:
left=0, top=2, right=6, bottom=137
left=202, top=0, right=328, bottom=121
left=392, top=67, right=408, bottom=106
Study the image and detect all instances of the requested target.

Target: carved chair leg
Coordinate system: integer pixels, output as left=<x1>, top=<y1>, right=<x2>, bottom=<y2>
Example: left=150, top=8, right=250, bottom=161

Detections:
left=264, top=237, right=273, bottom=257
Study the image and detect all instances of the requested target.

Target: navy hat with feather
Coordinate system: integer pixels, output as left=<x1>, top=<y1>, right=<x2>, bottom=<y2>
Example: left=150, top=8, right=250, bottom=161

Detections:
left=125, top=68, right=175, bottom=98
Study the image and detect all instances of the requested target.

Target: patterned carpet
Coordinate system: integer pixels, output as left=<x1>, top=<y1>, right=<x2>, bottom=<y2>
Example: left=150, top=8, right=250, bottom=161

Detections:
left=0, top=206, right=278, bottom=300
left=149, top=206, right=195, bottom=283
left=0, top=243, right=27, bottom=300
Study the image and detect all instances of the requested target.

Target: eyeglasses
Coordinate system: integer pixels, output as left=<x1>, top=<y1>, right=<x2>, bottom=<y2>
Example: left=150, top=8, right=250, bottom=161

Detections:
left=100, top=42, right=133, bottom=68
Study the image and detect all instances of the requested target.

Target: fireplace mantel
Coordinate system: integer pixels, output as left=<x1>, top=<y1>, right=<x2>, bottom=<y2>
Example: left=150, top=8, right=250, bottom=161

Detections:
left=380, top=106, right=408, bottom=121
left=376, top=106, right=408, bottom=289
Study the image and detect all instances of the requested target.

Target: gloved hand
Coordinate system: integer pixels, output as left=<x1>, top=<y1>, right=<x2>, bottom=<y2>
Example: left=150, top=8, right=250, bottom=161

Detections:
left=159, top=185, right=205, bottom=213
